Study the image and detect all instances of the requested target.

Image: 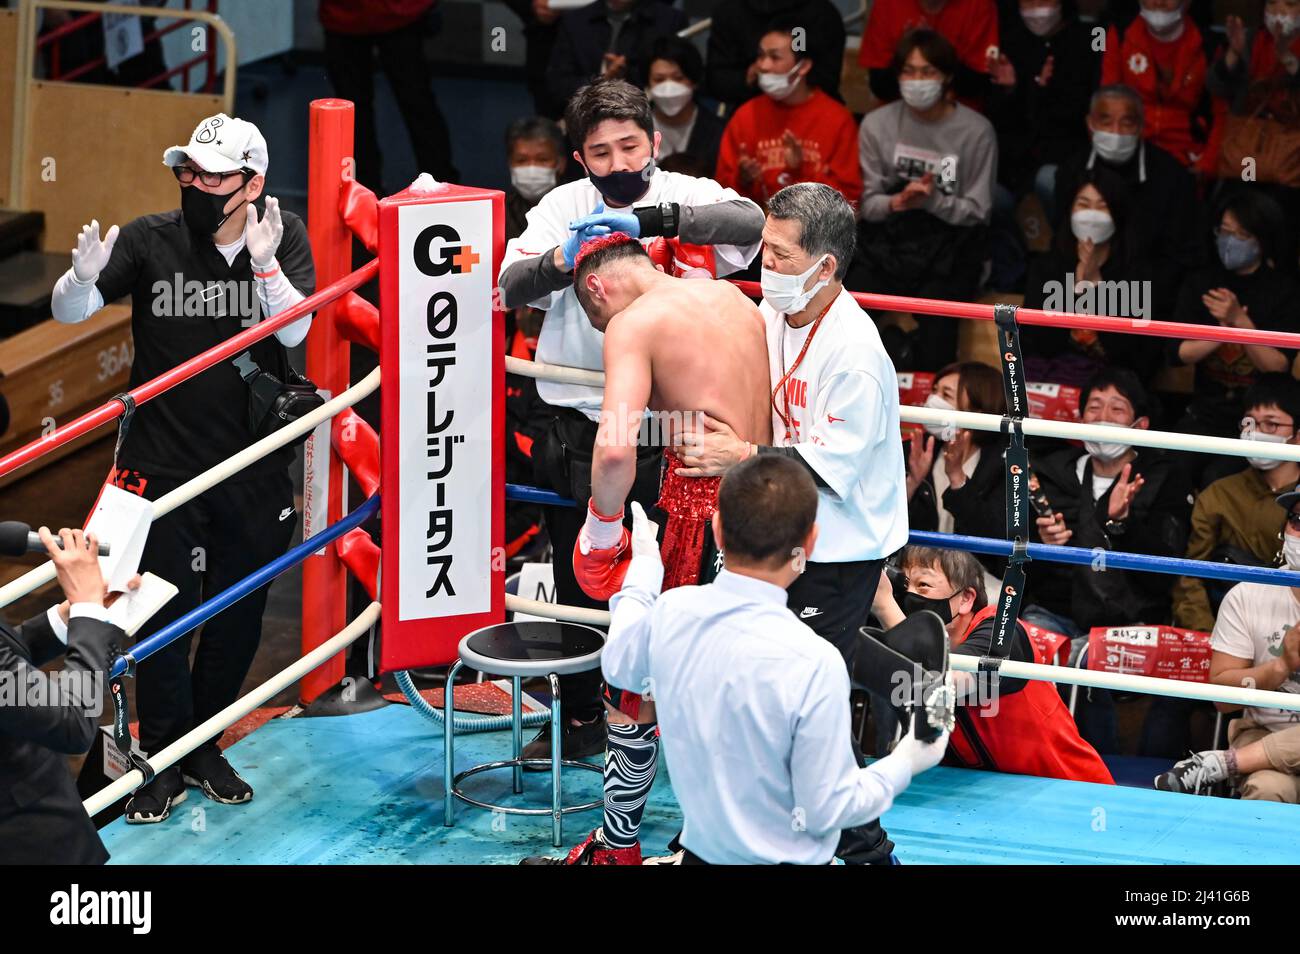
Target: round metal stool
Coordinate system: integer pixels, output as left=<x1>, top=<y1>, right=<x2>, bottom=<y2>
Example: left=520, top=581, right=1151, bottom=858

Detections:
left=443, top=620, right=605, bottom=846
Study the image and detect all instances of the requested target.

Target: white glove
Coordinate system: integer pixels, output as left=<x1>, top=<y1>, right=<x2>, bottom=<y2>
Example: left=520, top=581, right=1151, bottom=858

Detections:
left=891, top=718, right=950, bottom=776
left=71, top=219, right=119, bottom=284
left=629, top=502, right=660, bottom=561
left=245, top=195, right=283, bottom=270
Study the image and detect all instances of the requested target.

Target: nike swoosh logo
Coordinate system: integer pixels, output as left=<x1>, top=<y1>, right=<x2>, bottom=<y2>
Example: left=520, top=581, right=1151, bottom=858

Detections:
left=799, top=608, right=822, bottom=618
left=279, top=507, right=294, bottom=522
left=827, top=415, right=844, bottom=424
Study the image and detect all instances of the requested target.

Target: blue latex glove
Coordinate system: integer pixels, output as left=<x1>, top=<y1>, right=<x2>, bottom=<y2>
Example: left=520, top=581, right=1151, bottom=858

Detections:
left=570, top=206, right=640, bottom=239
left=561, top=202, right=611, bottom=268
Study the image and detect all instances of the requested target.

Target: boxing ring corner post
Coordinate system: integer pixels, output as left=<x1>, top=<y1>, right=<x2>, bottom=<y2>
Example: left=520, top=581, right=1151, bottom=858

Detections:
left=301, top=98, right=357, bottom=704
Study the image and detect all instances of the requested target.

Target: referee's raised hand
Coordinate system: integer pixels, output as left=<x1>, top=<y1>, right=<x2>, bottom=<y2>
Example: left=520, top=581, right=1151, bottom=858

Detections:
left=71, top=219, right=119, bottom=284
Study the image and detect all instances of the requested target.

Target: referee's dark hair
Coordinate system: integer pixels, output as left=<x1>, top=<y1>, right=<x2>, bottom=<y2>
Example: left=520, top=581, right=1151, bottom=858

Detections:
left=717, top=455, right=818, bottom=568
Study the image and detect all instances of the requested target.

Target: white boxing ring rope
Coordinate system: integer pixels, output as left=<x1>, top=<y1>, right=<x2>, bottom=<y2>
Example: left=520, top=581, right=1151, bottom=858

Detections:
left=83, top=601, right=382, bottom=816
left=505, top=354, right=1300, bottom=715
left=505, top=356, right=1300, bottom=465
left=0, top=367, right=382, bottom=612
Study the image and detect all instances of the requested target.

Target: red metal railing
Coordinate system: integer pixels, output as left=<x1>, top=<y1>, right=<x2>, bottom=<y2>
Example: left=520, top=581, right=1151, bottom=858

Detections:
left=37, top=0, right=218, bottom=93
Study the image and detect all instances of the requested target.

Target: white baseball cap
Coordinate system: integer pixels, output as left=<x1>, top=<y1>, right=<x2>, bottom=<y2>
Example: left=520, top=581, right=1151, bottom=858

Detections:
left=163, top=113, right=268, bottom=176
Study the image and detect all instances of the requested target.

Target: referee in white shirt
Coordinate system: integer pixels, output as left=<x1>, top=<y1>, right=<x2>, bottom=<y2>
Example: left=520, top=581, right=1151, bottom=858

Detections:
left=674, top=182, right=910, bottom=864
left=604, top=456, right=945, bottom=864
left=498, top=78, right=764, bottom=769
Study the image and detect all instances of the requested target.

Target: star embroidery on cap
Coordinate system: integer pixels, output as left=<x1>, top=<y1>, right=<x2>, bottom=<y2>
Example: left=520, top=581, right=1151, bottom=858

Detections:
left=1127, top=52, right=1148, bottom=75
left=215, top=139, right=223, bottom=146
left=241, top=150, right=251, bottom=161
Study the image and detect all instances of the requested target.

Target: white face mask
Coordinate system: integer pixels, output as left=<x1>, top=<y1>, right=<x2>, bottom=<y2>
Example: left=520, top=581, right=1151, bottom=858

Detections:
left=758, top=64, right=803, bottom=101
left=900, top=79, right=944, bottom=111
left=1092, top=129, right=1139, bottom=164
left=1284, top=533, right=1300, bottom=570
left=761, top=254, right=829, bottom=315
left=1071, top=208, right=1116, bottom=244
left=1022, top=4, right=1062, bottom=35
left=1084, top=439, right=1131, bottom=462
left=1243, top=429, right=1288, bottom=470
left=510, top=164, right=556, bottom=201
left=1266, top=11, right=1300, bottom=36
left=649, top=80, right=693, bottom=117
left=923, top=393, right=958, bottom=442
left=1140, top=6, right=1183, bottom=35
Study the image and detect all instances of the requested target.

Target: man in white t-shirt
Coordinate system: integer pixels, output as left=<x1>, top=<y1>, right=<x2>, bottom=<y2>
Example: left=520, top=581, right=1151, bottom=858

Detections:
left=1156, top=485, right=1300, bottom=802
left=671, top=182, right=908, bottom=864
left=498, top=77, right=763, bottom=860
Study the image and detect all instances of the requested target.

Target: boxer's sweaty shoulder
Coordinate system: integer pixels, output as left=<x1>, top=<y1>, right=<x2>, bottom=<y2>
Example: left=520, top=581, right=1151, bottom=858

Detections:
left=639, top=279, right=772, bottom=445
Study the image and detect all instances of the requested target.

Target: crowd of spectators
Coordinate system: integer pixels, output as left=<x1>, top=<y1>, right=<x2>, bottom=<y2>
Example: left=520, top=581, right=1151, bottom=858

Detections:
left=485, top=0, right=1300, bottom=789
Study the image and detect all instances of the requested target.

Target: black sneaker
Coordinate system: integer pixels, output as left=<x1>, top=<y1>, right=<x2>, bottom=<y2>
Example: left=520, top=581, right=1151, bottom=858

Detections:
left=520, top=714, right=607, bottom=770
left=180, top=745, right=254, bottom=804
left=1154, top=750, right=1230, bottom=796
left=124, top=766, right=186, bottom=824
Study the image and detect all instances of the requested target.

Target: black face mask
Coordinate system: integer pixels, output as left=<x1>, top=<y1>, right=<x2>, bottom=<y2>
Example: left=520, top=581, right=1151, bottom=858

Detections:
left=901, top=590, right=955, bottom=624
left=181, top=183, right=246, bottom=235
left=587, top=157, right=655, bottom=206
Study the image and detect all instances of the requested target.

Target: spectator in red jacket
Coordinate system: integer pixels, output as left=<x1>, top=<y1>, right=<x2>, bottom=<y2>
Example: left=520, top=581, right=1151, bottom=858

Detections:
left=1100, top=0, right=1211, bottom=168
left=715, top=16, right=862, bottom=209
left=859, top=0, right=1000, bottom=108
left=872, top=546, right=1114, bottom=785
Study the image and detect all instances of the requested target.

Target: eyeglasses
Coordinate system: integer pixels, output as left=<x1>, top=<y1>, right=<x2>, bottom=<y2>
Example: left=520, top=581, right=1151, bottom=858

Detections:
left=172, top=165, right=253, bottom=188
left=1242, top=416, right=1296, bottom=435
left=1214, top=226, right=1254, bottom=243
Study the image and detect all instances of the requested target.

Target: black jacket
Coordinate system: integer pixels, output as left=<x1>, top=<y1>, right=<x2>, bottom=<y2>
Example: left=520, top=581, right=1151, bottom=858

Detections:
left=704, top=0, right=845, bottom=113
left=908, top=438, right=1008, bottom=576
left=0, top=610, right=121, bottom=865
left=1052, top=140, right=1206, bottom=306
left=989, top=16, right=1100, bottom=191
left=1026, top=446, right=1191, bottom=629
left=547, top=0, right=688, bottom=111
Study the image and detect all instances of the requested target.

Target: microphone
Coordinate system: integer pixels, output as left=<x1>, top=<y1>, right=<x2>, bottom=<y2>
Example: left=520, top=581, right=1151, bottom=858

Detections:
left=0, top=521, right=111, bottom=557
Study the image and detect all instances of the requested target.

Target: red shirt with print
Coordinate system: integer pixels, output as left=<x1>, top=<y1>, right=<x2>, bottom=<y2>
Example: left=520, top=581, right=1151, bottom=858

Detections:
left=715, top=88, right=862, bottom=208
left=1102, top=17, right=1208, bottom=166
left=858, top=0, right=999, bottom=74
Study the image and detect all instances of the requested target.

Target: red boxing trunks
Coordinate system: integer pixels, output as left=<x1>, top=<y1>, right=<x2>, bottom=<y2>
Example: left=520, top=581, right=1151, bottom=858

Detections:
left=607, top=449, right=722, bottom=718
left=656, top=448, right=723, bottom=590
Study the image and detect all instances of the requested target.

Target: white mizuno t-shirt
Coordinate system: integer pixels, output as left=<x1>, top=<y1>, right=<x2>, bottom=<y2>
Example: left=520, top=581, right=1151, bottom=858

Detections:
left=764, top=286, right=909, bottom=563
left=501, top=171, right=761, bottom=419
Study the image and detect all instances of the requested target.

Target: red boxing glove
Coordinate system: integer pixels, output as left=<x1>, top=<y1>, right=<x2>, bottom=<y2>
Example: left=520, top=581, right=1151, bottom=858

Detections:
left=645, top=236, right=673, bottom=273
left=667, top=239, right=716, bottom=278
left=573, top=500, right=632, bottom=600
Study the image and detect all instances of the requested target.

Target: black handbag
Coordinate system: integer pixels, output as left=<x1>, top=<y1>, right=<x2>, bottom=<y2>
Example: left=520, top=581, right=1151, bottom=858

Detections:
left=231, top=350, right=325, bottom=442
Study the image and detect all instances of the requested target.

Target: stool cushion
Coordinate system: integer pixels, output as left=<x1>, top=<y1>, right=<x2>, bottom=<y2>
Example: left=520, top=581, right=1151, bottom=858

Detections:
left=459, top=622, right=604, bottom=676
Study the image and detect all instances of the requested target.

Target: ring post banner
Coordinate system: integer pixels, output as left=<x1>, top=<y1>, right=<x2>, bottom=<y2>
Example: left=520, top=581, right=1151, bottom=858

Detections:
left=379, top=182, right=505, bottom=672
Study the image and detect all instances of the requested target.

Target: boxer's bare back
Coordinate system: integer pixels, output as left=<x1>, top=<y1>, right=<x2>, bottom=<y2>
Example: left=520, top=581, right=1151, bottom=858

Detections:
left=592, top=272, right=771, bottom=515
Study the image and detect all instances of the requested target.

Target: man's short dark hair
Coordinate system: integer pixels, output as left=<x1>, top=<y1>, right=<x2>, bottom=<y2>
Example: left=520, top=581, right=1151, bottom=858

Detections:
left=563, top=78, right=655, bottom=154
left=646, top=35, right=704, bottom=87
left=1080, top=366, right=1152, bottom=422
left=761, top=14, right=812, bottom=64
left=717, top=456, right=818, bottom=568
left=505, top=116, right=565, bottom=156
left=767, top=182, right=857, bottom=280
left=900, top=546, right=989, bottom=613
left=1243, top=373, right=1300, bottom=426
left=891, top=27, right=959, bottom=81
left=573, top=232, right=649, bottom=314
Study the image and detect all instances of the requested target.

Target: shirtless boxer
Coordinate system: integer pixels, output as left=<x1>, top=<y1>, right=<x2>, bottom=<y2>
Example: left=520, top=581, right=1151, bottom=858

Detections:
left=523, top=232, right=771, bottom=864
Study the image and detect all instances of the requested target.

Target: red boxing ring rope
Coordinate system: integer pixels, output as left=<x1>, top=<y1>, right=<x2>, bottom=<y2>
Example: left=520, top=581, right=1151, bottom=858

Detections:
left=730, top=279, right=1300, bottom=350
left=0, top=258, right=379, bottom=483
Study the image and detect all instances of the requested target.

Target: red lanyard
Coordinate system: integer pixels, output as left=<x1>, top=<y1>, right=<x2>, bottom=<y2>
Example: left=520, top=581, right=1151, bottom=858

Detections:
left=772, top=299, right=834, bottom=438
